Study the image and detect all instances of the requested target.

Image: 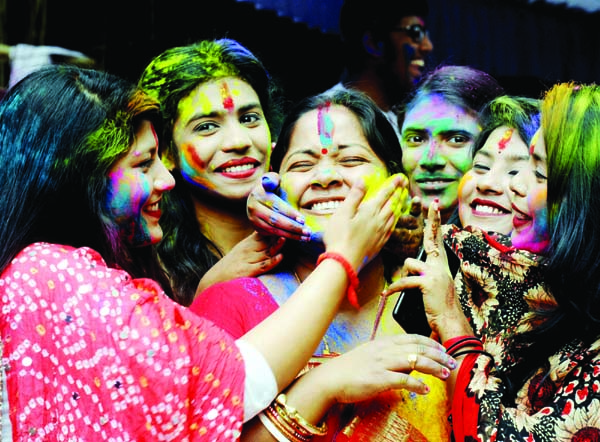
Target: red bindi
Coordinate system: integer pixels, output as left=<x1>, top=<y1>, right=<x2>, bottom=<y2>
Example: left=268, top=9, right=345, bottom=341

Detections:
left=220, top=82, right=234, bottom=113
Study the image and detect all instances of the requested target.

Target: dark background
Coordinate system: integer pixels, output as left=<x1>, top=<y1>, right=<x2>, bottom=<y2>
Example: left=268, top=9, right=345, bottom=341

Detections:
left=2, top=0, right=599, bottom=102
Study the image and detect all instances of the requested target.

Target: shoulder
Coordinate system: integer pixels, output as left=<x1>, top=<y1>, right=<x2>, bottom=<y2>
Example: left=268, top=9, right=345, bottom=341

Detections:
left=190, top=277, right=279, bottom=338
left=3, top=242, right=167, bottom=304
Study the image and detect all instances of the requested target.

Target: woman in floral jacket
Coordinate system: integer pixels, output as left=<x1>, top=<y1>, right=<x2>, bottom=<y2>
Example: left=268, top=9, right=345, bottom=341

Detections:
left=396, top=82, right=600, bottom=441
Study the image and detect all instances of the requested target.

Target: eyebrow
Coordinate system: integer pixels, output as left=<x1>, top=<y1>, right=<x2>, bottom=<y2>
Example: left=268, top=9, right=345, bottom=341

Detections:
left=184, top=102, right=262, bottom=126
left=475, top=149, right=529, bottom=162
left=285, top=143, right=370, bottom=159
left=531, top=151, right=546, bottom=164
left=402, top=127, right=475, bottom=138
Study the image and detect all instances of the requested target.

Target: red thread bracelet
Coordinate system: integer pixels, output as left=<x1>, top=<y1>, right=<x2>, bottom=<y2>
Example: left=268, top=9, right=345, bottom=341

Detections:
left=317, top=252, right=360, bottom=309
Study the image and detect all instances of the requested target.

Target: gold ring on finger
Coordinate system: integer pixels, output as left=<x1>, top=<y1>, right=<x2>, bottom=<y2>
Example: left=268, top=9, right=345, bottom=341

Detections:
left=407, top=353, right=418, bottom=371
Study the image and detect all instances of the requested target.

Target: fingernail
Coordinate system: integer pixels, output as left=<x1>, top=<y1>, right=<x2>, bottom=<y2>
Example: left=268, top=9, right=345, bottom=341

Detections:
left=262, top=175, right=278, bottom=192
left=448, top=358, right=457, bottom=369
left=310, top=232, right=324, bottom=243
left=441, top=368, right=451, bottom=378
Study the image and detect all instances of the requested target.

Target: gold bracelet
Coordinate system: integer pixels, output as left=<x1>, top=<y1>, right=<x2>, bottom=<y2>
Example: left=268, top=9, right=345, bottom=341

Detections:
left=274, top=394, right=328, bottom=436
left=264, top=404, right=312, bottom=442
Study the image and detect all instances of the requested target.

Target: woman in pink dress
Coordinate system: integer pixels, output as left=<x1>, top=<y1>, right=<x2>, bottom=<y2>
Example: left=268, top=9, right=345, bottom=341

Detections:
left=0, top=65, right=456, bottom=440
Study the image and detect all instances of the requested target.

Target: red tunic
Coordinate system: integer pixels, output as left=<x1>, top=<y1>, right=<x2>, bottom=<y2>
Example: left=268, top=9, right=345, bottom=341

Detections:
left=0, top=243, right=246, bottom=441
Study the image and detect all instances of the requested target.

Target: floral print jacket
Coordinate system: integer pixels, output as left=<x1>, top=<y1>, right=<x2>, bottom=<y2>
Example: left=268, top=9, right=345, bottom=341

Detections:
left=444, top=225, right=600, bottom=442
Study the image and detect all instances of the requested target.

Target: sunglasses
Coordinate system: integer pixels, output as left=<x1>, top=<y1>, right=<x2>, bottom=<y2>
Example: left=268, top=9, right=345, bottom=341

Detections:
left=392, top=24, right=429, bottom=44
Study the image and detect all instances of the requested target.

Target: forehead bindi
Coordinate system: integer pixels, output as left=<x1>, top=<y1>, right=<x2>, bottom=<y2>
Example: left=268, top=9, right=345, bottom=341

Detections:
left=220, top=81, right=235, bottom=113
left=317, top=102, right=336, bottom=155
left=497, top=128, right=514, bottom=151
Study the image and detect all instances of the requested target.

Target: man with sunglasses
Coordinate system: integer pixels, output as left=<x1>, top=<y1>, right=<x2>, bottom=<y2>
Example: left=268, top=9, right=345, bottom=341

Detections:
left=326, top=0, right=433, bottom=137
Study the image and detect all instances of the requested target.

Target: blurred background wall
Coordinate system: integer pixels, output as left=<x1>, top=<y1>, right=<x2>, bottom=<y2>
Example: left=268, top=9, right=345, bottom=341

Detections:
left=1, top=0, right=598, bottom=101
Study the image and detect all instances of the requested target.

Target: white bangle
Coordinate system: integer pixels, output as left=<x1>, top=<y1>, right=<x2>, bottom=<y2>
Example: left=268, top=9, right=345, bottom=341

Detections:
left=258, top=411, right=292, bottom=442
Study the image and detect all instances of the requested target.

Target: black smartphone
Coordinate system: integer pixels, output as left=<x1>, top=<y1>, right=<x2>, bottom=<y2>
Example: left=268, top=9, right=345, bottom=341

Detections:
left=392, top=243, right=461, bottom=336
left=392, top=248, right=431, bottom=336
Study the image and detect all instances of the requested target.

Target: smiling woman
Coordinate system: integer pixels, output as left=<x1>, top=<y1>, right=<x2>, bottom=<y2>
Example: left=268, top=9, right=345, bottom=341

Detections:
left=191, top=88, right=454, bottom=441
left=457, top=95, right=541, bottom=234
left=139, top=39, right=288, bottom=305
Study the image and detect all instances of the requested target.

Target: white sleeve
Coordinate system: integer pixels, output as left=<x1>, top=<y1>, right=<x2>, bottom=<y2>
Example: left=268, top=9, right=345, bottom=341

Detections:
left=235, top=339, right=278, bottom=422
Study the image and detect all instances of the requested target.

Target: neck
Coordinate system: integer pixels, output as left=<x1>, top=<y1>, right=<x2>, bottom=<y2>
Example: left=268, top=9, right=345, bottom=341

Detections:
left=192, top=195, right=254, bottom=255
left=294, top=253, right=386, bottom=310
left=343, top=73, right=391, bottom=111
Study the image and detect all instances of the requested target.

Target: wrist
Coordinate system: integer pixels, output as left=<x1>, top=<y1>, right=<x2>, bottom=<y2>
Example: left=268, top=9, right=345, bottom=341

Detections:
left=317, top=252, right=360, bottom=309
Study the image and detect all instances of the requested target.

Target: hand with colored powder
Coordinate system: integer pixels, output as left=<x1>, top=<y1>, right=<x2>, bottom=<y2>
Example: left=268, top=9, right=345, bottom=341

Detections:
left=247, top=172, right=319, bottom=242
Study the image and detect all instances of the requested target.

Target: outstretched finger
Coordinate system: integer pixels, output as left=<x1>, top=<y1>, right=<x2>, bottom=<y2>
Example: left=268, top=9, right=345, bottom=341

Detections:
left=423, top=200, right=448, bottom=266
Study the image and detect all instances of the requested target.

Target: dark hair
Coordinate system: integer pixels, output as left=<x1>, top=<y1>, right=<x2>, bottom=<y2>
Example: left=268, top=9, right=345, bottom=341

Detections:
left=139, top=38, right=284, bottom=305
left=543, top=83, right=600, bottom=331
left=271, top=89, right=403, bottom=174
left=472, top=95, right=541, bottom=157
left=0, top=65, right=171, bottom=293
left=270, top=88, right=404, bottom=278
left=503, top=83, right=600, bottom=404
left=399, top=65, right=506, bottom=127
left=339, top=0, right=429, bottom=51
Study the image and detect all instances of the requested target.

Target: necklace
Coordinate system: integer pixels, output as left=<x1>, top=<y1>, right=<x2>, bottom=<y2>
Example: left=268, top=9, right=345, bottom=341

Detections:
left=290, top=267, right=391, bottom=345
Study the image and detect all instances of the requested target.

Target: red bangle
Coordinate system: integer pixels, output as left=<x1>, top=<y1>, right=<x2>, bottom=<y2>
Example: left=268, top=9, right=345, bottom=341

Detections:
left=317, top=252, right=360, bottom=309
left=443, top=336, right=482, bottom=356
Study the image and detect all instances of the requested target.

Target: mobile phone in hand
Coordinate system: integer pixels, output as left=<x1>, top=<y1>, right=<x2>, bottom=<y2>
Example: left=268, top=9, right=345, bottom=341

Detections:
left=392, top=248, right=431, bottom=336
left=393, top=287, right=432, bottom=336
left=392, top=243, right=460, bottom=336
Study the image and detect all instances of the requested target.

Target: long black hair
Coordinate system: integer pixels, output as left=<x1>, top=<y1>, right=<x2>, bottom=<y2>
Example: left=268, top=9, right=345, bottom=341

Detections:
left=0, top=65, right=171, bottom=294
left=139, top=38, right=285, bottom=305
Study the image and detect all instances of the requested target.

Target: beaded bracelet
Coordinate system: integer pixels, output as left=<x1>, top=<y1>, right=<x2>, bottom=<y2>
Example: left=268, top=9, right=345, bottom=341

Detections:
left=317, top=252, right=360, bottom=309
left=274, top=393, right=328, bottom=437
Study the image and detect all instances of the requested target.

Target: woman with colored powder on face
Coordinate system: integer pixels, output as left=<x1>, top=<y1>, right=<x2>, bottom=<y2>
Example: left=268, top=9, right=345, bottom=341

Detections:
left=0, top=65, right=421, bottom=440
left=456, top=95, right=541, bottom=234
left=391, top=82, right=600, bottom=440
left=247, top=64, right=506, bottom=258
left=138, top=38, right=291, bottom=306
left=191, top=89, right=455, bottom=441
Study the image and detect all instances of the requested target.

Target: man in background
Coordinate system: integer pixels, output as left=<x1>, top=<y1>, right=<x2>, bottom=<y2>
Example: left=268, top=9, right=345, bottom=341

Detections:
left=327, top=0, right=434, bottom=135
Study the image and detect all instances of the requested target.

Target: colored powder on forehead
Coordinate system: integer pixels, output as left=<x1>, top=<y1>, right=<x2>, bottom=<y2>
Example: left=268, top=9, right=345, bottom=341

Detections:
left=220, top=82, right=234, bottom=113
left=529, top=130, right=540, bottom=155
left=498, top=128, right=514, bottom=151
left=317, top=102, right=334, bottom=150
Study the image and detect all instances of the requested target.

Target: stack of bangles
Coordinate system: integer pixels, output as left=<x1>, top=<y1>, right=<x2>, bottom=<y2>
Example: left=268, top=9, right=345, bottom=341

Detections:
left=443, top=335, right=495, bottom=363
left=259, top=393, right=328, bottom=442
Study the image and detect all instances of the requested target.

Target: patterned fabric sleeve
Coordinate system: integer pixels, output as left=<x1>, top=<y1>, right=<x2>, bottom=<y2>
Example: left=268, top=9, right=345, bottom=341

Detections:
left=0, top=243, right=246, bottom=441
left=443, top=226, right=600, bottom=441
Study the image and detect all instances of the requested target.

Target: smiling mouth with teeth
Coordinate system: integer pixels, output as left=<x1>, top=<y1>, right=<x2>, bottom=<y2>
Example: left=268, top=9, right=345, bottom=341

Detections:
left=473, top=204, right=509, bottom=215
left=222, top=164, right=256, bottom=173
left=310, top=200, right=342, bottom=211
left=411, top=59, right=425, bottom=67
